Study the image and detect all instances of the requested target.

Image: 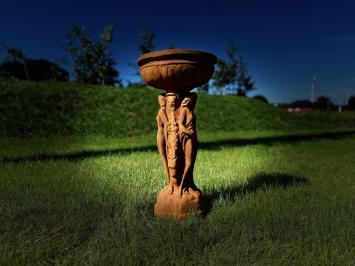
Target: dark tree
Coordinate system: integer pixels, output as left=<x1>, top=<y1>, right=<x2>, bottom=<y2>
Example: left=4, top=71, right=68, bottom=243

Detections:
left=237, top=72, right=255, bottom=96
left=0, top=45, right=68, bottom=81
left=0, top=59, right=69, bottom=81
left=138, top=27, right=155, bottom=54
left=128, top=26, right=156, bottom=84
left=348, top=96, right=355, bottom=110
left=289, top=100, right=313, bottom=108
left=315, top=96, right=332, bottom=110
left=1, top=44, right=30, bottom=79
left=253, top=95, right=268, bottom=103
left=212, top=57, right=235, bottom=91
left=212, top=44, right=255, bottom=96
left=126, top=80, right=147, bottom=88
left=0, top=61, right=27, bottom=79
left=27, top=59, right=68, bottom=81
left=65, top=25, right=120, bottom=85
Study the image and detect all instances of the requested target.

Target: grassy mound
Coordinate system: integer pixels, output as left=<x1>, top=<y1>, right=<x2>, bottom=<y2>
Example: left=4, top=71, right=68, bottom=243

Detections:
left=0, top=78, right=354, bottom=137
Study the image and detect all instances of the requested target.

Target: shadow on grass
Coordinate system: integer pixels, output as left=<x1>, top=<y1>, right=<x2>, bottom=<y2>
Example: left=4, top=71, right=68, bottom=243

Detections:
left=134, top=172, right=308, bottom=220
left=0, top=145, right=156, bottom=163
left=202, top=172, right=308, bottom=216
left=199, top=130, right=355, bottom=150
left=1, top=130, right=354, bottom=163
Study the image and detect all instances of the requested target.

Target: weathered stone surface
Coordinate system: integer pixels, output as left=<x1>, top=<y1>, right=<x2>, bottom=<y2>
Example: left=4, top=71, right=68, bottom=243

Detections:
left=137, top=49, right=216, bottom=220
left=137, top=49, right=216, bottom=93
left=154, top=185, right=202, bottom=220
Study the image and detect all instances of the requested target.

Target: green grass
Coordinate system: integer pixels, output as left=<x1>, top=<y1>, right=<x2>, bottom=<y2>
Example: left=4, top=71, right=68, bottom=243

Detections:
left=1, top=78, right=354, bottom=137
left=1, top=130, right=354, bottom=265
left=1, top=78, right=354, bottom=264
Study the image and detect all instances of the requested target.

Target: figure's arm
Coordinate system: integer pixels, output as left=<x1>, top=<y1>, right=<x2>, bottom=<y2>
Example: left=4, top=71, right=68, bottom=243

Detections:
left=157, top=115, right=169, bottom=178
left=179, top=123, right=194, bottom=135
left=178, top=110, right=194, bottom=135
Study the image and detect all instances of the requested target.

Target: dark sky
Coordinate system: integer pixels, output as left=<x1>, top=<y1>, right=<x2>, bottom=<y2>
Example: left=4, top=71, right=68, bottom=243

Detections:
left=1, top=0, right=355, bottom=103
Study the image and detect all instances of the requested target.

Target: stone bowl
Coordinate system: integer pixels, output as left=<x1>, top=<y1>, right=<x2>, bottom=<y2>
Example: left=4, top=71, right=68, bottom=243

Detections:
left=137, top=49, right=217, bottom=93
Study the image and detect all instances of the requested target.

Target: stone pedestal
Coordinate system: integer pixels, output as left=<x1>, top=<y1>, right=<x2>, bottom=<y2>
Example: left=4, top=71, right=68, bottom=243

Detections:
left=154, top=186, right=202, bottom=220
left=137, top=49, right=217, bottom=220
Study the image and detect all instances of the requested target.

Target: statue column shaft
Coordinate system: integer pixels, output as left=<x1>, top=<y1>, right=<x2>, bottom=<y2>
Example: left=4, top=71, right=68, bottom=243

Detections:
left=154, top=92, right=202, bottom=220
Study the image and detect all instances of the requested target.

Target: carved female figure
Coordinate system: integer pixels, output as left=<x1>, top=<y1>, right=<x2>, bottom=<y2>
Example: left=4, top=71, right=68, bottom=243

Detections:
left=156, top=94, right=169, bottom=184
left=165, top=93, right=180, bottom=194
left=178, top=92, right=198, bottom=195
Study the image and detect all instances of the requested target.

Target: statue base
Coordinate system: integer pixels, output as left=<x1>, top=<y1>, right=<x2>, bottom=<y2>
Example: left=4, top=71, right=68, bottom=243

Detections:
left=154, top=185, right=204, bottom=220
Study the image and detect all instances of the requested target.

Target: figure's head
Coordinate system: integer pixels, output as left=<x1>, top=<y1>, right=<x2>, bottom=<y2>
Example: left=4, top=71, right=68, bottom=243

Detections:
left=166, top=93, right=178, bottom=109
left=158, top=94, right=166, bottom=109
left=181, top=92, right=197, bottom=109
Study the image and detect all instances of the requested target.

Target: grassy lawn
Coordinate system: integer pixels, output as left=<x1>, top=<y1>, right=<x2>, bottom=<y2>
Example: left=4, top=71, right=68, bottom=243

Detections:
left=1, top=130, right=354, bottom=265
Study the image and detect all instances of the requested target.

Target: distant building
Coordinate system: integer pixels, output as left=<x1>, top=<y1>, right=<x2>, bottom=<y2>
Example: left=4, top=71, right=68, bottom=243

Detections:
left=277, top=100, right=314, bottom=112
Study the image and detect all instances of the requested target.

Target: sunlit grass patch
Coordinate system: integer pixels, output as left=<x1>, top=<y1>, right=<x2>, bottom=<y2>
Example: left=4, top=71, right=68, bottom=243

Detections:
left=0, top=132, right=354, bottom=265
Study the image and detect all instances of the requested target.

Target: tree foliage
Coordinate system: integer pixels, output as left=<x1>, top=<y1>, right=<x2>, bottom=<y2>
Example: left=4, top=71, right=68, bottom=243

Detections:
left=212, top=44, right=255, bottom=96
left=0, top=44, right=68, bottom=81
left=138, top=27, right=155, bottom=54
left=315, top=96, right=333, bottom=110
left=127, top=26, right=156, bottom=84
left=1, top=44, right=30, bottom=79
left=348, top=96, right=355, bottom=110
left=253, top=95, right=268, bottom=103
left=65, top=25, right=120, bottom=85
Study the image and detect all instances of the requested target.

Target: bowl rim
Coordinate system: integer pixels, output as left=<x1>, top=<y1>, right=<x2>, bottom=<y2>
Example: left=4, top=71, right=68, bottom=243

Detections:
left=137, top=49, right=217, bottom=67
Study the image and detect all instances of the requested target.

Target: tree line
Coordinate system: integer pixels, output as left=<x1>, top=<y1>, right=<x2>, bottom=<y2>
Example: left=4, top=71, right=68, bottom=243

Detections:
left=2, top=24, right=355, bottom=108
left=0, top=25, right=258, bottom=97
left=313, top=96, right=355, bottom=110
